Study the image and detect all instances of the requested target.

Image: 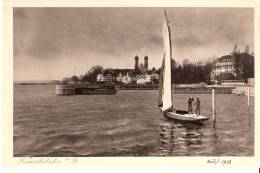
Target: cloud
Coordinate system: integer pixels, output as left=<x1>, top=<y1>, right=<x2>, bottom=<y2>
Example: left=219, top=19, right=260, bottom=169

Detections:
left=13, top=7, right=254, bottom=80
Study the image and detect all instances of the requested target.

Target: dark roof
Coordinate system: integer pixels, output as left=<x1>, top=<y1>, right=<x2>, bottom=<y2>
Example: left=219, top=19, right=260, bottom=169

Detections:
left=218, top=55, right=232, bottom=61
left=111, top=69, right=133, bottom=76
left=217, top=53, right=254, bottom=62
left=102, top=68, right=159, bottom=76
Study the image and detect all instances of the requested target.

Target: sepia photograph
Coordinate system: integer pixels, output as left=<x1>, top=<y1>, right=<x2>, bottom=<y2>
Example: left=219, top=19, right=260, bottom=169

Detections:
left=13, top=7, right=254, bottom=157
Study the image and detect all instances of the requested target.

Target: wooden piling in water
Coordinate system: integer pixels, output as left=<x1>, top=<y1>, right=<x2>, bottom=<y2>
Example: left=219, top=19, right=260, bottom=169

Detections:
left=247, top=84, right=251, bottom=122
left=212, top=87, right=216, bottom=128
left=247, top=85, right=250, bottom=107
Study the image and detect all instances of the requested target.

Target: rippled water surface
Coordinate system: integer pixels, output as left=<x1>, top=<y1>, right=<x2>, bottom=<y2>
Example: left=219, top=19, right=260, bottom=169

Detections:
left=14, top=85, right=254, bottom=156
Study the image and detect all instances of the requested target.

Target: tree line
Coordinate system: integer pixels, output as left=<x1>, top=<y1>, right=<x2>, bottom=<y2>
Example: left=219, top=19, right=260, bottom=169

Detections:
left=62, top=59, right=214, bottom=84
left=165, top=59, right=213, bottom=84
left=62, top=52, right=254, bottom=84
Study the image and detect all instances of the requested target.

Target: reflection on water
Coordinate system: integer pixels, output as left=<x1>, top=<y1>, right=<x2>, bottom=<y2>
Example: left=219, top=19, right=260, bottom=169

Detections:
left=156, top=105, right=253, bottom=156
left=159, top=121, right=205, bottom=156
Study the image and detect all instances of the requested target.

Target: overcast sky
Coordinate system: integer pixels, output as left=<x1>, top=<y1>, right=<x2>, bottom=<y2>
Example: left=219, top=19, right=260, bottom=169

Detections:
left=13, top=7, right=254, bottom=81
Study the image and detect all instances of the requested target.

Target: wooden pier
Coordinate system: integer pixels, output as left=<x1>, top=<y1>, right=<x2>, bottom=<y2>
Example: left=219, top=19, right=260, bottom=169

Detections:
left=117, top=84, right=159, bottom=90
left=173, top=86, right=235, bottom=94
left=56, top=84, right=117, bottom=95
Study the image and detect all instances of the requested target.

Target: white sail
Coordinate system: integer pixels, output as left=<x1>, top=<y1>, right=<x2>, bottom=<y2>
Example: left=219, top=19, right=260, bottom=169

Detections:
left=158, top=10, right=173, bottom=112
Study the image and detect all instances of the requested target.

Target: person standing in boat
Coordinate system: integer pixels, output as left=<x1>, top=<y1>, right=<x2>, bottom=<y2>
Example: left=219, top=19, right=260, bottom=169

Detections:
left=196, top=98, right=201, bottom=115
left=188, top=97, right=194, bottom=114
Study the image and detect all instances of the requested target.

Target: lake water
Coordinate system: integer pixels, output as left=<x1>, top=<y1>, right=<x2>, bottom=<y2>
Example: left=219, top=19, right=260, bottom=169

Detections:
left=13, top=85, right=254, bottom=156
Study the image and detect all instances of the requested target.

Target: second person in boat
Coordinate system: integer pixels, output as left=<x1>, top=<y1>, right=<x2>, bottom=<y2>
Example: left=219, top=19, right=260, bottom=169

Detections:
left=196, top=98, right=201, bottom=115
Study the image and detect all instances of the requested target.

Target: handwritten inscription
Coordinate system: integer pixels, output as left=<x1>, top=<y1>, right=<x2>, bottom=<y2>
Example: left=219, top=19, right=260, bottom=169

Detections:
left=207, top=158, right=232, bottom=166
left=17, top=157, right=78, bottom=164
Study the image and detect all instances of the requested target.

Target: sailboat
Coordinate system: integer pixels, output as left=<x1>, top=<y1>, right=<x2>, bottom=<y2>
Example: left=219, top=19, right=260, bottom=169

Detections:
left=158, top=10, right=209, bottom=124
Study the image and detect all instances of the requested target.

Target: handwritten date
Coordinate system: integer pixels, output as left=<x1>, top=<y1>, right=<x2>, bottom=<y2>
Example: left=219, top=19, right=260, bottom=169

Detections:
left=207, top=159, right=231, bottom=166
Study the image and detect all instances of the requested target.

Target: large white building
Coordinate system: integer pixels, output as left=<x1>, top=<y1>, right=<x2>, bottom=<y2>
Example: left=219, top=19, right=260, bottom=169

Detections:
left=136, top=74, right=151, bottom=84
left=211, top=55, right=236, bottom=78
left=97, top=73, right=115, bottom=82
left=116, top=72, right=132, bottom=84
left=211, top=52, right=254, bottom=81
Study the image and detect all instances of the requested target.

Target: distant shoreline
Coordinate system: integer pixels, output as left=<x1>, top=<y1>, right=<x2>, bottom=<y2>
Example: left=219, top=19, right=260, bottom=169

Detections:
left=14, top=82, right=59, bottom=85
left=14, top=83, right=242, bottom=94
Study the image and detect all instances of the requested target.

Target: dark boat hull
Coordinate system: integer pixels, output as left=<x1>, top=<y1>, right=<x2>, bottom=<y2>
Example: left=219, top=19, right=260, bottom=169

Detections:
left=56, top=84, right=117, bottom=95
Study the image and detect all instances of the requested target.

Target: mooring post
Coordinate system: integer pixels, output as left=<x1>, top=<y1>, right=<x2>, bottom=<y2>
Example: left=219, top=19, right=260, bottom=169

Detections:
left=247, top=84, right=251, bottom=125
left=212, top=87, right=216, bottom=128
left=247, top=84, right=250, bottom=107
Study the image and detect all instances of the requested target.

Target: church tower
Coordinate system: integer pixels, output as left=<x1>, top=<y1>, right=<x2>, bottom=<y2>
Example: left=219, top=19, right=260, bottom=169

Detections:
left=134, top=55, right=139, bottom=70
left=144, top=55, right=148, bottom=71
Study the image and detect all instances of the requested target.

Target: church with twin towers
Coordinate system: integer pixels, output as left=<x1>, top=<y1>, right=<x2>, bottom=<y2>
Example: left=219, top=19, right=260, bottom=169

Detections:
left=96, top=54, right=160, bottom=84
left=134, top=55, right=149, bottom=74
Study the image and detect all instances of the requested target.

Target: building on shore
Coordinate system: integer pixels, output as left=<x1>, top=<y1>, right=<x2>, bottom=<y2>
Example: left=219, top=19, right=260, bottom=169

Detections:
left=116, top=72, right=132, bottom=84
left=211, top=55, right=236, bottom=77
left=135, top=74, right=151, bottom=84
left=97, top=55, right=160, bottom=84
left=134, top=55, right=149, bottom=74
left=151, top=72, right=160, bottom=81
left=211, top=52, right=254, bottom=80
left=97, top=73, right=115, bottom=82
